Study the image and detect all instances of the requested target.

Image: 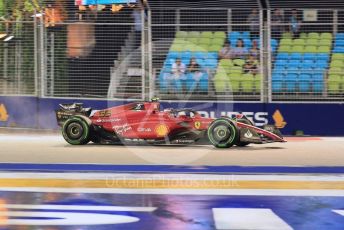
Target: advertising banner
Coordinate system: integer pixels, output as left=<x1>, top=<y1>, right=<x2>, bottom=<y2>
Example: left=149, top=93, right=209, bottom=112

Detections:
left=1, top=96, right=344, bottom=135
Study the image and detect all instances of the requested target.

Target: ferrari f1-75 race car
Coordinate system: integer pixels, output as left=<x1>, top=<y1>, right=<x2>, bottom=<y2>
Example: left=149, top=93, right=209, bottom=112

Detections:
left=56, top=99, right=285, bottom=148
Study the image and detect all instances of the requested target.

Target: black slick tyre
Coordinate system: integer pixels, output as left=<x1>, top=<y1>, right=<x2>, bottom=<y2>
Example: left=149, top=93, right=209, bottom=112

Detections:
left=62, top=116, right=91, bottom=145
left=207, top=118, right=238, bottom=148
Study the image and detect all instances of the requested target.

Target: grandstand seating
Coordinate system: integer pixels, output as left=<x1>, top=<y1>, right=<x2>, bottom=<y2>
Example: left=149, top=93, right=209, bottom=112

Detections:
left=272, top=32, right=332, bottom=93
left=160, top=31, right=278, bottom=94
left=328, top=33, right=344, bottom=94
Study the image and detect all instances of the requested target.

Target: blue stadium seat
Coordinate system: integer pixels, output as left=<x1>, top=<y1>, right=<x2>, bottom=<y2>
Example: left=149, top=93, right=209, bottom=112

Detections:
left=317, top=53, right=329, bottom=61
left=230, top=39, right=238, bottom=47
left=335, top=40, right=344, bottom=46
left=241, top=31, right=250, bottom=39
left=288, top=60, right=301, bottom=68
left=196, top=58, right=205, bottom=67
left=285, top=74, right=297, bottom=92
left=229, top=32, right=240, bottom=40
left=333, top=47, right=344, bottom=53
left=181, top=51, right=192, bottom=59
left=275, top=60, right=287, bottom=67
left=276, top=53, right=289, bottom=60
left=272, top=81, right=283, bottom=92
left=167, top=51, right=180, bottom=59
left=303, top=53, right=316, bottom=61
left=271, top=39, right=278, bottom=48
left=312, top=73, right=324, bottom=81
left=273, top=69, right=285, bottom=75
left=314, top=60, right=328, bottom=69
left=207, top=52, right=218, bottom=59
left=193, top=52, right=207, bottom=59
left=290, top=53, right=302, bottom=60
left=313, top=81, right=324, bottom=92
left=301, top=62, right=314, bottom=69
left=272, top=74, right=284, bottom=81
left=299, top=74, right=311, bottom=92
left=243, top=38, right=252, bottom=48
left=287, top=67, right=299, bottom=74
left=336, top=33, right=344, bottom=40
left=204, top=59, right=218, bottom=69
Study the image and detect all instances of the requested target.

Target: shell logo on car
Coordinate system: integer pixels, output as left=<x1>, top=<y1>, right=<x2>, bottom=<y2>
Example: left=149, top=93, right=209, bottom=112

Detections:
left=155, top=124, right=169, bottom=137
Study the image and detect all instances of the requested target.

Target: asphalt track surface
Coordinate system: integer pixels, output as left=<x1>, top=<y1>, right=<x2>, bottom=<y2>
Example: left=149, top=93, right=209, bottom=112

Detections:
left=0, top=131, right=343, bottom=166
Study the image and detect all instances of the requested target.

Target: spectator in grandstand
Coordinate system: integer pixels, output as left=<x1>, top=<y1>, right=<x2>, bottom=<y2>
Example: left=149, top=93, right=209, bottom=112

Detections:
left=187, top=58, right=203, bottom=91
left=219, top=42, right=232, bottom=59
left=231, top=39, right=249, bottom=59
left=244, top=55, right=259, bottom=74
left=289, top=9, right=301, bottom=37
left=249, top=40, right=259, bottom=58
left=171, top=58, right=186, bottom=92
left=271, top=9, right=285, bottom=39
left=247, top=9, right=260, bottom=38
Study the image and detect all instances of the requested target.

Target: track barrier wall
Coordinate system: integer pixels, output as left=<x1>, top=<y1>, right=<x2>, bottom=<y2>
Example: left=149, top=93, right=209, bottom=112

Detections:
left=0, top=96, right=344, bottom=136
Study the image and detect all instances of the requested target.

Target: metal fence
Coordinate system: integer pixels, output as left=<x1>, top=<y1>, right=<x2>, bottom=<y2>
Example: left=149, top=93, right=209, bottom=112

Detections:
left=2, top=7, right=344, bottom=103
left=150, top=8, right=264, bottom=101
left=0, top=20, right=36, bottom=96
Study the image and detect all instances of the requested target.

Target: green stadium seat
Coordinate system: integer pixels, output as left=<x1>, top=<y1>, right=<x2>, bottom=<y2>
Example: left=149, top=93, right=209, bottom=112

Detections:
left=199, top=38, right=211, bottom=45
left=208, top=44, right=222, bottom=52
left=328, top=81, right=341, bottom=94
left=201, top=31, right=213, bottom=38
left=188, top=37, right=199, bottom=44
left=293, top=39, right=305, bottom=46
left=328, top=67, right=342, bottom=75
left=241, top=73, right=254, bottom=92
left=230, top=80, right=241, bottom=92
left=189, top=31, right=200, bottom=38
left=282, top=32, right=292, bottom=39
left=318, top=39, right=332, bottom=46
left=279, top=45, right=291, bottom=53
left=307, top=39, right=318, bottom=46
left=291, top=45, right=304, bottom=53
left=300, top=32, right=308, bottom=39
left=304, top=46, right=317, bottom=53
left=176, top=31, right=188, bottom=38
left=213, top=31, right=226, bottom=39
left=317, top=46, right=330, bottom=53
left=170, top=44, right=183, bottom=52
left=219, top=59, right=234, bottom=67
left=330, top=60, right=344, bottom=68
left=308, top=32, right=320, bottom=39
left=214, top=78, right=228, bottom=92
left=332, top=53, right=344, bottom=60
left=280, top=38, right=293, bottom=46
left=228, top=66, right=242, bottom=74
left=212, top=38, right=225, bottom=46
left=320, top=32, right=333, bottom=40
left=254, top=74, right=262, bottom=92
left=228, top=72, right=242, bottom=81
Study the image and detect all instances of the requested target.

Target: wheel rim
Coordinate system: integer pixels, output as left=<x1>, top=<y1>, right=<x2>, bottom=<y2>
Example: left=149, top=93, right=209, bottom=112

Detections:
left=67, top=122, right=84, bottom=140
left=213, top=125, right=230, bottom=142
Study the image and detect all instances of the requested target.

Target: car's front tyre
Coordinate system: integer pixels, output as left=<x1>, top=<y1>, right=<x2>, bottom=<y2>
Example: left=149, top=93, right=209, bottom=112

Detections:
left=62, top=116, right=91, bottom=145
left=207, top=118, right=238, bottom=148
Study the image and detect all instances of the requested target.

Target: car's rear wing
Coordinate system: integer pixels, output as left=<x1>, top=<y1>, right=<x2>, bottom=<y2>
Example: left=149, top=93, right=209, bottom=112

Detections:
left=55, top=103, right=92, bottom=127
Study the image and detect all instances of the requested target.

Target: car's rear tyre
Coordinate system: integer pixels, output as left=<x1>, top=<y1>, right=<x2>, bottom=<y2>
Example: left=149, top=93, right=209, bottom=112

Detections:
left=207, top=118, right=238, bottom=148
left=62, top=117, right=91, bottom=145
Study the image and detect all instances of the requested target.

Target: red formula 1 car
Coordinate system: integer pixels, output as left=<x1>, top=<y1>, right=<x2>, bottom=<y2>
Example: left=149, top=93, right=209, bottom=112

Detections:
left=56, top=99, right=285, bottom=148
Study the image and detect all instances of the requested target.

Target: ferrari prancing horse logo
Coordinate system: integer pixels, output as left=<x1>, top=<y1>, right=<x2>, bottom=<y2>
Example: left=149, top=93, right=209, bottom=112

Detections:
left=194, top=121, right=201, bottom=129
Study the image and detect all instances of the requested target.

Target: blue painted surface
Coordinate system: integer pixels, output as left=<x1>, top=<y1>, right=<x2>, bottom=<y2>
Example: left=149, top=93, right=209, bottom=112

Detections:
left=0, top=194, right=344, bottom=229
left=0, top=163, right=343, bottom=174
left=1, top=96, right=344, bottom=135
